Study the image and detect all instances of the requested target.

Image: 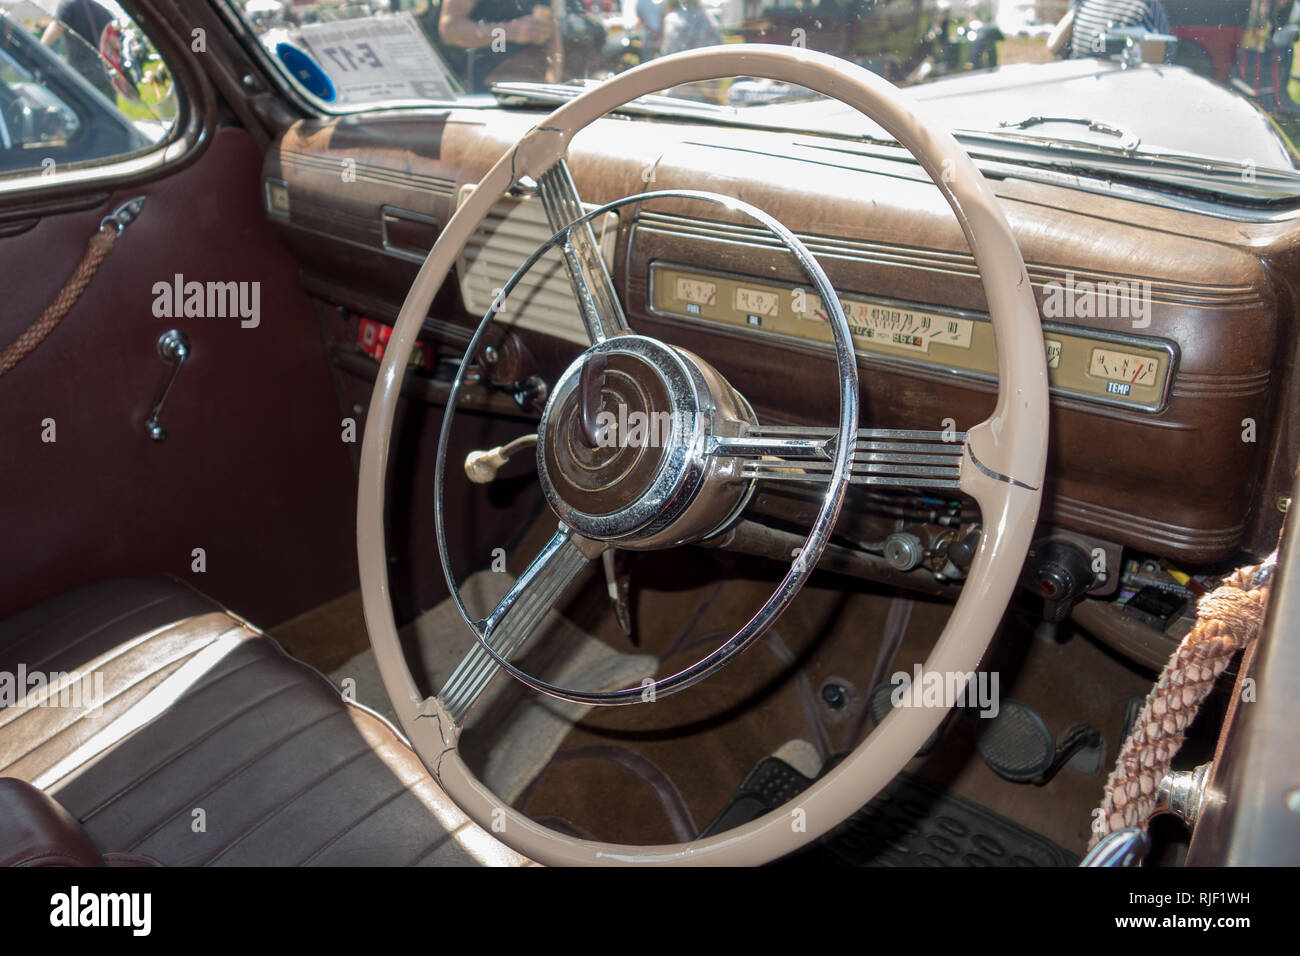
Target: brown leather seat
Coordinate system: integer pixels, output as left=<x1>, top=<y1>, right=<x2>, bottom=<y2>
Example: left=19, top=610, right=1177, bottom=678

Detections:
left=0, top=576, right=529, bottom=866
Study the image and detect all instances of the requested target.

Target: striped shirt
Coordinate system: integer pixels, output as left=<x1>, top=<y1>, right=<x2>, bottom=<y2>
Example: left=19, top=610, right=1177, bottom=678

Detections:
left=1070, top=0, right=1171, bottom=58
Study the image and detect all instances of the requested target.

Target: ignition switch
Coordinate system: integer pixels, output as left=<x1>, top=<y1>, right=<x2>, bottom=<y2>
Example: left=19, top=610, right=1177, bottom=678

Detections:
left=882, top=531, right=924, bottom=572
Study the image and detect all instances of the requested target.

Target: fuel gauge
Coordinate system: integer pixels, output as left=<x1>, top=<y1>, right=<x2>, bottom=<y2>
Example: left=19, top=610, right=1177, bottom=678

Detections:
left=675, top=277, right=717, bottom=307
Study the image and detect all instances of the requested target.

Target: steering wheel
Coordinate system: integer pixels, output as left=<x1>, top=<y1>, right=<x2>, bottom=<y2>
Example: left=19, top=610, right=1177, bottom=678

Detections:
left=358, top=44, right=1048, bottom=866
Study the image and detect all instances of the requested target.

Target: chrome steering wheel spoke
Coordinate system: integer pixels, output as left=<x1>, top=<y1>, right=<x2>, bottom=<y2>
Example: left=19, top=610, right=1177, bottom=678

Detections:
left=537, top=159, right=629, bottom=344
left=710, top=424, right=966, bottom=490
left=440, top=524, right=602, bottom=723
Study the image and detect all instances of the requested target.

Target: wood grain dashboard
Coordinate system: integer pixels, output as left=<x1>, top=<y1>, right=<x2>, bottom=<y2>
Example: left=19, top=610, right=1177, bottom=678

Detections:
left=262, top=108, right=1300, bottom=565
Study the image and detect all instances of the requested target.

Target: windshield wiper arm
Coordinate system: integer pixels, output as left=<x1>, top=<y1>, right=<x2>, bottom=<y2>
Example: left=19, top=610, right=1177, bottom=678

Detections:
left=947, top=127, right=1300, bottom=199
left=957, top=124, right=1293, bottom=179
left=996, top=115, right=1141, bottom=152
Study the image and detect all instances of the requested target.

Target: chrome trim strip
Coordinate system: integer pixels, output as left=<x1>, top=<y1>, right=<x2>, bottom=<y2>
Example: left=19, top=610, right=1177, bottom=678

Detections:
left=637, top=211, right=1264, bottom=308
left=279, top=148, right=457, bottom=195
left=441, top=527, right=589, bottom=722
left=0, top=137, right=189, bottom=197
left=537, top=159, right=629, bottom=343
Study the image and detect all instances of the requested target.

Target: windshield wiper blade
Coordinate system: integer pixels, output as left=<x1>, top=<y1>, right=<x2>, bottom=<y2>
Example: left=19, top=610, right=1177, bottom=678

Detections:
left=492, top=81, right=909, bottom=144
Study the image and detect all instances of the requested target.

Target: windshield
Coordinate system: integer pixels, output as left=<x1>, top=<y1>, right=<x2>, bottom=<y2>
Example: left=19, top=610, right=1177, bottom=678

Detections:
left=226, top=0, right=1300, bottom=196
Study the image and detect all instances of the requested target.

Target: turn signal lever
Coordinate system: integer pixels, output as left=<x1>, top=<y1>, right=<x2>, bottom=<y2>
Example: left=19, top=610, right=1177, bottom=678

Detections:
left=463, top=434, right=538, bottom=484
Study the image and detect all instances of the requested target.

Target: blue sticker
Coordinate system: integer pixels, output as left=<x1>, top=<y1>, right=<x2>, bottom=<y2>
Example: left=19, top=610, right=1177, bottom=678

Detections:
left=276, top=43, right=336, bottom=102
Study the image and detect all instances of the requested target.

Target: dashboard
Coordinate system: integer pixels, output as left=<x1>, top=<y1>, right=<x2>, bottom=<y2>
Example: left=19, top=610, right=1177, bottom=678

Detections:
left=262, top=107, right=1299, bottom=571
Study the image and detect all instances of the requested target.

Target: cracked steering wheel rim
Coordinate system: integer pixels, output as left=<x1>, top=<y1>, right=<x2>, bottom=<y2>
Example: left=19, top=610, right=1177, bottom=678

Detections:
left=357, top=44, right=1049, bottom=866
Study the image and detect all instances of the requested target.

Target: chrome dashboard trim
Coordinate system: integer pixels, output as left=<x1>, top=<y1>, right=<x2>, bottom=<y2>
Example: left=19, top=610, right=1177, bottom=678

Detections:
left=635, top=210, right=1264, bottom=309
left=278, top=147, right=457, bottom=196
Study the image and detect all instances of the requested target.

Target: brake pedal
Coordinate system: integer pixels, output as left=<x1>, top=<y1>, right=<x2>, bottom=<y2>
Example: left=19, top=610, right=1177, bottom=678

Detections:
left=868, top=680, right=952, bottom=756
left=973, top=699, right=1101, bottom=785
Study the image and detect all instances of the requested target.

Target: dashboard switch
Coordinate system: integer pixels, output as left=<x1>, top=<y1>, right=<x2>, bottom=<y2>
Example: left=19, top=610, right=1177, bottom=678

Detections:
left=1033, top=540, right=1096, bottom=622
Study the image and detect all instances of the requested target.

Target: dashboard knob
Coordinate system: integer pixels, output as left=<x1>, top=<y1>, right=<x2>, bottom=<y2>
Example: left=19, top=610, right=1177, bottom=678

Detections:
left=1033, top=540, right=1096, bottom=622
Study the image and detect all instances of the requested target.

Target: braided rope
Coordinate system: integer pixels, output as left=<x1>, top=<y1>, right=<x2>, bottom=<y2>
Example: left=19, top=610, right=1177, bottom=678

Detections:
left=0, top=225, right=117, bottom=378
left=1089, top=558, right=1274, bottom=848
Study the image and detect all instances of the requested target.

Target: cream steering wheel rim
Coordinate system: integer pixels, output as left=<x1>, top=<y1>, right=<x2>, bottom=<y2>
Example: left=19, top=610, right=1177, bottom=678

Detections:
left=357, top=44, right=1049, bottom=866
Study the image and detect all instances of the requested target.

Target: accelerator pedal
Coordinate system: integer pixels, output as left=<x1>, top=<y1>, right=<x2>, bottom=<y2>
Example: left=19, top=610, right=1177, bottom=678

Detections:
left=698, top=740, right=822, bottom=838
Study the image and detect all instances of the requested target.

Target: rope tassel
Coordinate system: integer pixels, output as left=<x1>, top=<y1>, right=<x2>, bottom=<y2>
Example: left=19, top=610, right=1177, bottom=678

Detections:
left=1090, top=556, right=1275, bottom=848
left=0, top=225, right=118, bottom=378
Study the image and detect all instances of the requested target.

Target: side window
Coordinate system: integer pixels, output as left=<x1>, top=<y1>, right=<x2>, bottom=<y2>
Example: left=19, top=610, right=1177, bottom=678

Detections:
left=0, top=1, right=181, bottom=180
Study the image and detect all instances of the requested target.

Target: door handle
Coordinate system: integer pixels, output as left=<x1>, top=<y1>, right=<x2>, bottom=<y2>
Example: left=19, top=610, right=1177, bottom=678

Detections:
left=145, top=329, right=190, bottom=442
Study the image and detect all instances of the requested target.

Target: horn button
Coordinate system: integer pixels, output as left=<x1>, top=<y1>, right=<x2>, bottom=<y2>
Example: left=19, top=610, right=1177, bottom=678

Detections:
left=548, top=358, right=670, bottom=510
left=536, top=335, right=753, bottom=546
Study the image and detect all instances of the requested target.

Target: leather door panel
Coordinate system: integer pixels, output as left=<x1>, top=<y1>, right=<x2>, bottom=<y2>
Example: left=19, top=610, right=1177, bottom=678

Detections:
left=0, top=127, right=357, bottom=625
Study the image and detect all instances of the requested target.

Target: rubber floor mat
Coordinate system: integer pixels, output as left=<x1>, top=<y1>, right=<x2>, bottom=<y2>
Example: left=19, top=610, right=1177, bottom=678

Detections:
left=802, top=771, right=1079, bottom=867
left=705, top=756, right=1079, bottom=866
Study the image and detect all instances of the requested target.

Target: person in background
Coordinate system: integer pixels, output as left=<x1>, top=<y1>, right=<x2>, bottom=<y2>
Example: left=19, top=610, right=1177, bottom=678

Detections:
left=439, top=0, right=556, bottom=90
left=1046, top=0, right=1172, bottom=62
left=635, top=0, right=665, bottom=58
left=439, top=0, right=606, bottom=90
left=40, top=0, right=116, bottom=99
left=660, top=0, right=720, bottom=55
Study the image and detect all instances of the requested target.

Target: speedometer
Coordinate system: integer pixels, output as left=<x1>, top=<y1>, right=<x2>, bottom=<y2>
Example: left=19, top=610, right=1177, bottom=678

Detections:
left=847, top=302, right=974, bottom=352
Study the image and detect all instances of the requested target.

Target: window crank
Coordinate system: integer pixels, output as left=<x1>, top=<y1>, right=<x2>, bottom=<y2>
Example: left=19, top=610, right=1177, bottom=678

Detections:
left=145, top=329, right=190, bottom=442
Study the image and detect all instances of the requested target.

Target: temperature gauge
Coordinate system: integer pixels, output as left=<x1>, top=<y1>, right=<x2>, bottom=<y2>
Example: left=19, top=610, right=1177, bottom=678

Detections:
left=1089, top=347, right=1159, bottom=387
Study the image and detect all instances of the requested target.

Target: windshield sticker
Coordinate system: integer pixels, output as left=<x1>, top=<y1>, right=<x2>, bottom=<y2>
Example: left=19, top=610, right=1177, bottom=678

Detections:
left=298, top=13, right=455, bottom=105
